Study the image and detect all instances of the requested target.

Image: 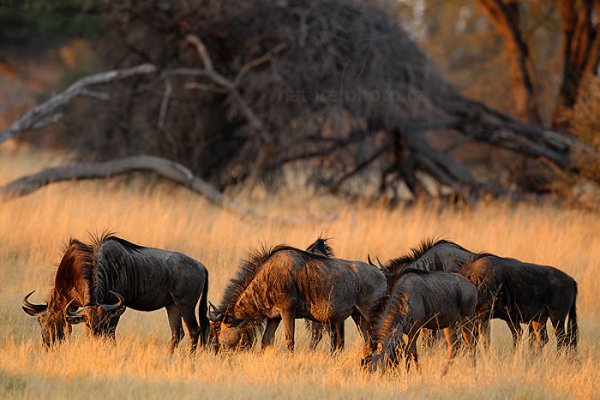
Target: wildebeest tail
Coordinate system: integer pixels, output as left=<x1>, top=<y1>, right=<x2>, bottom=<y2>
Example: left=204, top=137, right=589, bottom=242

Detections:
left=198, top=269, right=210, bottom=347
left=567, top=283, right=578, bottom=350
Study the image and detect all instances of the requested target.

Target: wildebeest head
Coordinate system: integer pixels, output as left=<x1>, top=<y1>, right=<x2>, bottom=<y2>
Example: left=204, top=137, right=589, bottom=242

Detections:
left=64, top=291, right=126, bottom=337
left=22, top=291, right=69, bottom=348
left=208, top=303, right=252, bottom=350
left=364, top=322, right=404, bottom=373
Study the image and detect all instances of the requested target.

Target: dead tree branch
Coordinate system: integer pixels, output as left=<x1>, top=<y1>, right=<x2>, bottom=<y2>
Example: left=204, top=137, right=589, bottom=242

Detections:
left=0, top=155, right=257, bottom=218
left=0, top=64, right=157, bottom=145
left=184, top=34, right=274, bottom=145
left=0, top=155, right=337, bottom=224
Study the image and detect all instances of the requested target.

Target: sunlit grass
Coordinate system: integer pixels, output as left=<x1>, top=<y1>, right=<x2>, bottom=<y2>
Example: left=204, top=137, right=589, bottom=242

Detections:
left=0, top=148, right=598, bottom=399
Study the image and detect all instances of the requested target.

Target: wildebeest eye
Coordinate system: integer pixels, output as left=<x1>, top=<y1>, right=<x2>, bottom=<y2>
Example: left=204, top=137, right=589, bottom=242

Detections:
left=224, top=315, right=233, bottom=325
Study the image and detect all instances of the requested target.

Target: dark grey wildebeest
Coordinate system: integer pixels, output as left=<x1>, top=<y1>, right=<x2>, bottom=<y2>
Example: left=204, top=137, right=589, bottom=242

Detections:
left=457, top=253, right=578, bottom=353
left=208, top=244, right=387, bottom=357
left=23, top=233, right=209, bottom=352
left=364, top=266, right=478, bottom=374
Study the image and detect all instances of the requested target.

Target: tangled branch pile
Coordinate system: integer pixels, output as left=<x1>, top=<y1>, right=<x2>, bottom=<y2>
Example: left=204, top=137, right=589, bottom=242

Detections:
left=5, top=0, right=594, bottom=203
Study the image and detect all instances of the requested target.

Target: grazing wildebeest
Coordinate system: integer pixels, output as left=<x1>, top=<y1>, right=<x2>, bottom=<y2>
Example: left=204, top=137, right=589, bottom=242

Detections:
left=457, top=253, right=578, bottom=353
left=364, top=266, right=478, bottom=374
left=208, top=244, right=387, bottom=356
left=380, top=238, right=477, bottom=345
left=208, top=237, right=358, bottom=353
left=22, top=233, right=209, bottom=352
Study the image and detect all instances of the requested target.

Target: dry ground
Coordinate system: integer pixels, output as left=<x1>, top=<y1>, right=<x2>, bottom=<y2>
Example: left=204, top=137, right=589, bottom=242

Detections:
left=0, top=148, right=598, bottom=399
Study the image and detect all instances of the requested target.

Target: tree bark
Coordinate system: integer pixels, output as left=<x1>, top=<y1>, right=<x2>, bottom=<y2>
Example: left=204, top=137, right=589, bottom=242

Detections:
left=553, top=0, right=600, bottom=129
left=0, top=64, right=157, bottom=145
left=478, top=0, right=542, bottom=124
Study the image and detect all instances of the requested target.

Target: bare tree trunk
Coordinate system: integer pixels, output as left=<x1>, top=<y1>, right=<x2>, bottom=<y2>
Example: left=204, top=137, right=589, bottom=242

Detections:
left=553, top=0, right=600, bottom=130
left=478, top=0, right=542, bottom=124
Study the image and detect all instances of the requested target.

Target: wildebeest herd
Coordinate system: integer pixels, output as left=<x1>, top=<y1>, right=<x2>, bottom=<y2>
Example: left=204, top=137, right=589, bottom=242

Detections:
left=22, top=232, right=578, bottom=373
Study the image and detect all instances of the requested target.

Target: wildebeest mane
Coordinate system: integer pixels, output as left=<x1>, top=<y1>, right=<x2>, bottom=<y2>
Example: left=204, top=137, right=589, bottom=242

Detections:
left=218, top=243, right=333, bottom=312
left=305, top=236, right=334, bottom=257
left=46, top=238, right=97, bottom=315
left=52, top=231, right=143, bottom=308
left=385, top=238, right=467, bottom=271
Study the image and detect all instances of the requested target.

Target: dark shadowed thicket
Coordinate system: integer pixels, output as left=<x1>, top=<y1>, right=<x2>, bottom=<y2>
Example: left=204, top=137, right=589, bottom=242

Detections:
left=41, top=0, right=590, bottom=201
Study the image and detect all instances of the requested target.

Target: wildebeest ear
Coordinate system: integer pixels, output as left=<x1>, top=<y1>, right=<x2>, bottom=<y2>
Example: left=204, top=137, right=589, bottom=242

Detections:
left=108, top=306, right=126, bottom=318
left=64, top=299, right=86, bottom=324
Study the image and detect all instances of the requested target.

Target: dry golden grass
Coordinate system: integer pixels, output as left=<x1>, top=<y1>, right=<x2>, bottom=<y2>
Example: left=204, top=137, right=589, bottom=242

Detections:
left=0, top=148, right=599, bottom=399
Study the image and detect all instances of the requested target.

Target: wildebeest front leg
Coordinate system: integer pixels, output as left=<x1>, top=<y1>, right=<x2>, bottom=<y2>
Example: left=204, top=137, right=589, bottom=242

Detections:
left=354, top=313, right=373, bottom=360
left=166, top=303, right=184, bottom=352
left=281, top=309, right=296, bottom=352
left=261, top=317, right=281, bottom=350
left=331, top=321, right=345, bottom=353
left=478, top=319, right=491, bottom=349
left=405, top=328, right=421, bottom=373
left=308, top=321, right=324, bottom=350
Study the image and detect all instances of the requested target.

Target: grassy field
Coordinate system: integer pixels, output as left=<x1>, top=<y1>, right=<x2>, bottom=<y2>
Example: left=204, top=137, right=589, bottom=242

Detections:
left=0, top=148, right=598, bottom=399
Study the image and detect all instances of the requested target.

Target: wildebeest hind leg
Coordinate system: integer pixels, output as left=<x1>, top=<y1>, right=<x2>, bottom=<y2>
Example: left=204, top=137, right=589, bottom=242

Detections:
left=507, top=322, right=523, bottom=349
left=460, top=318, right=478, bottom=367
left=550, top=316, right=567, bottom=351
left=529, top=320, right=548, bottom=352
left=281, top=309, right=296, bottom=352
left=180, top=305, right=201, bottom=353
left=166, top=304, right=184, bottom=352
left=442, top=327, right=458, bottom=375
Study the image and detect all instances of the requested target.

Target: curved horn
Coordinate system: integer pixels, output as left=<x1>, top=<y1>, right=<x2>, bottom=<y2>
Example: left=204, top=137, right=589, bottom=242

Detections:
left=367, top=255, right=376, bottom=268
left=208, top=302, right=223, bottom=322
left=101, top=291, right=125, bottom=312
left=376, top=257, right=386, bottom=270
left=22, top=291, right=48, bottom=315
left=65, top=298, right=85, bottom=318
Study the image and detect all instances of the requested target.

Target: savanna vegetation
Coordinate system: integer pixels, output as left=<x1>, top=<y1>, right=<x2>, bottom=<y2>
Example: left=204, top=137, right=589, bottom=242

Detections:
left=0, top=149, right=598, bottom=399
left=1, top=1, right=599, bottom=399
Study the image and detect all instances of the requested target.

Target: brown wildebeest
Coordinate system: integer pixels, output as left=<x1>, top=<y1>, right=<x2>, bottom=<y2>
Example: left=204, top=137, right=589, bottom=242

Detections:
left=207, top=237, right=347, bottom=352
left=457, top=253, right=578, bottom=353
left=208, top=244, right=387, bottom=356
left=364, top=267, right=478, bottom=374
left=304, top=237, right=359, bottom=352
left=22, top=233, right=209, bottom=352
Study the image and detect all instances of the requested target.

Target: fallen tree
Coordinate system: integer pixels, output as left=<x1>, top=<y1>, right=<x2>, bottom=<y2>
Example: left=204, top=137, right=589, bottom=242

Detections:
left=1, top=0, right=596, bottom=205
